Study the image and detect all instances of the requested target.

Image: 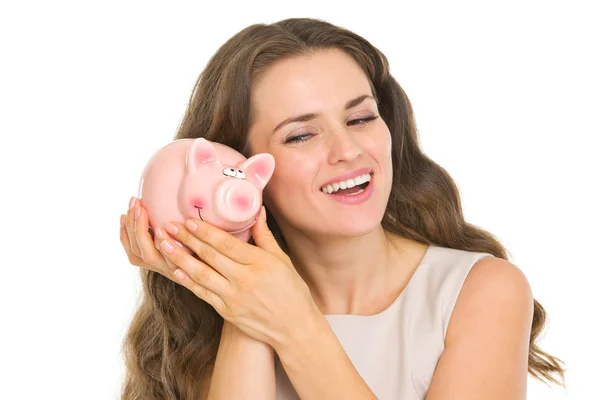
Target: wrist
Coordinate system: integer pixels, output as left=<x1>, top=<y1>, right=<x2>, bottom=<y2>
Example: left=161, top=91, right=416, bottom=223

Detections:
left=221, top=320, right=274, bottom=350
left=210, top=320, right=276, bottom=400
left=273, top=307, right=330, bottom=360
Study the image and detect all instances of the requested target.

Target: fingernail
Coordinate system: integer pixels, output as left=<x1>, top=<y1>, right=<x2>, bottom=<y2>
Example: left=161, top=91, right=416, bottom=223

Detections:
left=174, top=269, right=186, bottom=280
left=185, top=220, right=197, bottom=231
left=155, top=227, right=165, bottom=240
left=120, top=215, right=125, bottom=227
left=161, top=240, right=175, bottom=253
left=129, top=196, right=136, bottom=210
left=261, top=206, right=267, bottom=221
left=164, top=223, right=179, bottom=235
left=134, top=207, right=141, bottom=220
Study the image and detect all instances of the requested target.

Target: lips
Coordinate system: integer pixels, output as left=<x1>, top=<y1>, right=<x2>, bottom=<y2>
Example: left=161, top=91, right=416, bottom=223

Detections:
left=321, top=171, right=375, bottom=204
left=320, top=167, right=373, bottom=189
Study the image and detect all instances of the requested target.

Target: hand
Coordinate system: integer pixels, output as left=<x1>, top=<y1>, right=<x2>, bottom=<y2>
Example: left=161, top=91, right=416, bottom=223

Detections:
left=119, top=196, right=181, bottom=282
left=158, top=206, right=321, bottom=349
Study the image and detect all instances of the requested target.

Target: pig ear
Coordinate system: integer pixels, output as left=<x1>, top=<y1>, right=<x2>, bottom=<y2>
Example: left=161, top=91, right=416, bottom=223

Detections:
left=238, top=153, right=275, bottom=189
left=187, top=138, right=221, bottom=172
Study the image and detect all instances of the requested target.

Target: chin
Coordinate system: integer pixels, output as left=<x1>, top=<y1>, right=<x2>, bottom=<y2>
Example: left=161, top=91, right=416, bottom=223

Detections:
left=324, top=212, right=384, bottom=237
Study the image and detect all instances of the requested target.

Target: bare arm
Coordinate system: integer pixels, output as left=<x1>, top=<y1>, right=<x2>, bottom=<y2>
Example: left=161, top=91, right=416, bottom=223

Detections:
left=273, top=315, right=377, bottom=399
left=426, top=257, right=533, bottom=399
left=205, top=320, right=276, bottom=400
left=274, top=258, right=532, bottom=399
left=119, top=204, right=276, bottom=399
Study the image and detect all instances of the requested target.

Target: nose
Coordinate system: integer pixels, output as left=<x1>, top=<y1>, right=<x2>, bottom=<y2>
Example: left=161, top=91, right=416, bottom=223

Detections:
left=214, top=181, right=261, bottom=222
left=327, top=129, right=362, bottom=164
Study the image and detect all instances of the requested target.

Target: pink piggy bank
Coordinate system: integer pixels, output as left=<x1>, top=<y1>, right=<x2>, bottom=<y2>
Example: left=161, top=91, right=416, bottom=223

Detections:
left=137, top=137, right=275, bottom=252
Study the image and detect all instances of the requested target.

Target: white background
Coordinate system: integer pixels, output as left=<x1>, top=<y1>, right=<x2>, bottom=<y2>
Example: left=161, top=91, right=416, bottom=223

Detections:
left=1, top=1, right=598, bottom=399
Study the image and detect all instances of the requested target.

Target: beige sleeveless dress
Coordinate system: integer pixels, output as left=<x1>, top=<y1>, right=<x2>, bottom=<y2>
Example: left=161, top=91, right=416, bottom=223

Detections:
left=275, top=245, right=495, bottom=399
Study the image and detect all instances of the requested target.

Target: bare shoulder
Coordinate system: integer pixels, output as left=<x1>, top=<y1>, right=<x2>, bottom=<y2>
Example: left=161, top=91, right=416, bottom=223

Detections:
left=447, top=256, right=534, bottom=342
left=449, top=257, right=533, bottom=324
left=426, top=256, right=534, bottom=399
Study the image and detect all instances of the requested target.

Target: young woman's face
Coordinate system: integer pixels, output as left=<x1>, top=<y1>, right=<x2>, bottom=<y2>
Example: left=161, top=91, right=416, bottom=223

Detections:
left=247, top=48, right=393, bottom=237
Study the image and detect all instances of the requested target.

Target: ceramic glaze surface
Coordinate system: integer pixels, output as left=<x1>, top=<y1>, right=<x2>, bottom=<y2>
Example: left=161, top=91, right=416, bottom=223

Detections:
left=138, top=138, right=275, bottom=250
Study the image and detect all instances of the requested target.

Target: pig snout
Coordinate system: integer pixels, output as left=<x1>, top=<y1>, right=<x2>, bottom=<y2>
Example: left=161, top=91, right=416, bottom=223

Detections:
left=214, top=181, right=261, bottom=223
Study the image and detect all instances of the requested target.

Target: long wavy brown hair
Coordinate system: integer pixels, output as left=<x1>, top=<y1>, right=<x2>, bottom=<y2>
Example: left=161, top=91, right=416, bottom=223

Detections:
left=121, top=17, right=566, bottom=399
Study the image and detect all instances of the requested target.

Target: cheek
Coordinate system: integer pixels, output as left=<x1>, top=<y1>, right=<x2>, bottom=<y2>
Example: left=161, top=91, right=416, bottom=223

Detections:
left=362, top=128, right=392, bottom=162
left=265, top=155, right=317, bottom=196
left=383, top=135, right=393, bottom=162
left=278, top=152, right=317, bottom=177
left=372, top=127, right=392, bottom=161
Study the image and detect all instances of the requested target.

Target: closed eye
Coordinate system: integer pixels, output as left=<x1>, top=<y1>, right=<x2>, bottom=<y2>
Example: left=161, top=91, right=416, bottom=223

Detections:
left=348, top=115, right=379, bottom=126
left=284, top=115, right=379, bottom=144
left=285, top=133, right=314, bottom=144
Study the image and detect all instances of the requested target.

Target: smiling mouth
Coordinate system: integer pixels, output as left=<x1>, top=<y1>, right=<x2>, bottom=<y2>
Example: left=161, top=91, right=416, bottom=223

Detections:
left=193, top=206, right=259, bottom=234
left=194, top=206, right=204, bottom=221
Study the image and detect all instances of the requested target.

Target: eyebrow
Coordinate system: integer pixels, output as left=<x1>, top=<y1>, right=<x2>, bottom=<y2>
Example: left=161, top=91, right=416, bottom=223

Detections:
left=272, top=94, right=377, bottom=134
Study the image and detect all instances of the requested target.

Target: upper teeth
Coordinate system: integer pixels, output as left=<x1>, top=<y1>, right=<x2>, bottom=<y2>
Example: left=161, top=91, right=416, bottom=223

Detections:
left=321, top=173, right=372, bottom=194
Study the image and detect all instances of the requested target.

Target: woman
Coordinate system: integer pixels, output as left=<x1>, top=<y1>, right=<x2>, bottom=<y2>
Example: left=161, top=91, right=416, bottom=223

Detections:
left=119, top=17, right=565, bottom=399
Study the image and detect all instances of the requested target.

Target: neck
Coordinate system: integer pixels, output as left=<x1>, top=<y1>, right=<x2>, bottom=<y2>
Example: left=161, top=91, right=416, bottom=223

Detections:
left=280, top=223, right=412, bottom=315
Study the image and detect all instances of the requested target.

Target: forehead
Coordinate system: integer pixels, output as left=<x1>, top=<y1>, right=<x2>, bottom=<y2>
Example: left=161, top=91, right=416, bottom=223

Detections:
left=250, top=49, right=373, bottom=119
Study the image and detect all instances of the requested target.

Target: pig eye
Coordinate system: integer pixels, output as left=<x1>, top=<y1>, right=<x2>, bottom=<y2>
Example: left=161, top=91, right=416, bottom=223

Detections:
left=222, top=168, right=237, bottom=177
left=236, top=170, right=246, bottom=179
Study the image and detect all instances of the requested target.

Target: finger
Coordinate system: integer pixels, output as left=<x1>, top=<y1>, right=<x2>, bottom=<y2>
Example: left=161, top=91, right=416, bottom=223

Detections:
left=154, top=227, right=181, bottom=271
left=134, top=207, right=171, bottom=272
left=171, top=266, right=228, bottom=317
left=159, top=237, right=231, bottom=297
left=125, top=199, right=142, bottom=258
left=121, top=219, right=183, bottom=283
left=119, top=215, right=145, bottom=268
left=181, top=218, right=257, bottom=265
left=251, top=206, right=288, bottom=259
left=163, top=221, right=242, bottom=279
